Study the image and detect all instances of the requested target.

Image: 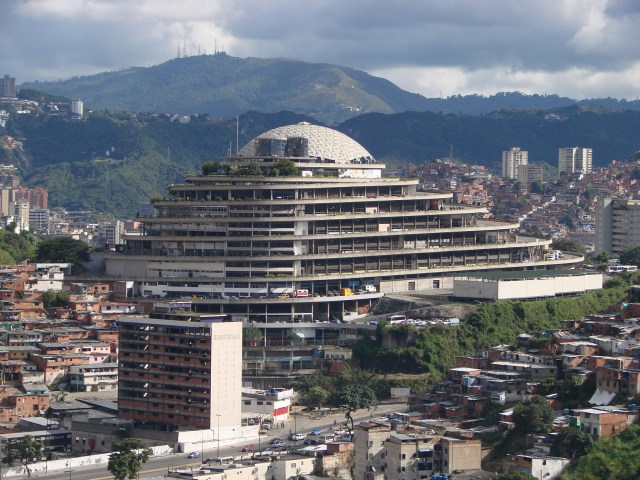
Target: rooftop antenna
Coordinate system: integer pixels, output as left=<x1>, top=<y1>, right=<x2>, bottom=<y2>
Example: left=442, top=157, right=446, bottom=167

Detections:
left=177, top=45, right=181, bottom=58
left=214, top=38, right=218, bottom=54
left=198, top=44, right=201, bottom=55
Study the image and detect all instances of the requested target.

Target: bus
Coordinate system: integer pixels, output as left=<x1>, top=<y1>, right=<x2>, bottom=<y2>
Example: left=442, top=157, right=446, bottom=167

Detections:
left=388, top=315, right=406, bottom=324
left=606, top=265, right=638, bottom=274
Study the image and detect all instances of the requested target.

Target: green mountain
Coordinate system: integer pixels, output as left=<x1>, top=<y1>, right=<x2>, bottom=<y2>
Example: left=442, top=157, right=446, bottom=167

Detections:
left=20, top=54, right=640, bottom=124
left=338, top=105, right=640, bottom=168
left=21, top=54, right=430, bottom=124
left=2, top=107, right=639, bottom=218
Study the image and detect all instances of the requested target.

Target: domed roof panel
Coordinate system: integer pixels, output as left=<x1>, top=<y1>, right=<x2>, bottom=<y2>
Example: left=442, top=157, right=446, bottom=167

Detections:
left=238, top=122, right=374, bottom=164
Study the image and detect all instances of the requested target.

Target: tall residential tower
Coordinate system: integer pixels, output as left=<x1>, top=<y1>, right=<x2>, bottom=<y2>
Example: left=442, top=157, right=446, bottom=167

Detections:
left=559, top=147, right=592, bottom=174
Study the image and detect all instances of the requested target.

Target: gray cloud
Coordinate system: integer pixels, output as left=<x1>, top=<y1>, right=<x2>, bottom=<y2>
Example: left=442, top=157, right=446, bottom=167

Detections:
left=1, top=0, right=638, bottom=99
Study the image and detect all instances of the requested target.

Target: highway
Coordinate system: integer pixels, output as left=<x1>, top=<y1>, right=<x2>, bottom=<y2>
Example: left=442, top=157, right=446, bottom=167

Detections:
left=35, top=401, right=406, bottom=480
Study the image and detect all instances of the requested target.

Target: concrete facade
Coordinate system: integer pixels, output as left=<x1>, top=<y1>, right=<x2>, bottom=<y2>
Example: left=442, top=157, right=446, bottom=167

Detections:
left=453, top=271, right=603, bottom=300
left=595, top=197, right=640, bottom=254
left=118, top=314, right=242, bottom=431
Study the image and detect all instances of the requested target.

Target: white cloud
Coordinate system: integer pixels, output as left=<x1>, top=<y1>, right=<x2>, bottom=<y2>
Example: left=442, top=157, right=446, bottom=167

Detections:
left=1, top=0, right=638, bottom=99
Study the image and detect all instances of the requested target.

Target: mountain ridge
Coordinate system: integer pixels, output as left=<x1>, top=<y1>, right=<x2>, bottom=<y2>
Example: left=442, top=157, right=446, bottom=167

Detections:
left=21, top=54, right=640, bottom=124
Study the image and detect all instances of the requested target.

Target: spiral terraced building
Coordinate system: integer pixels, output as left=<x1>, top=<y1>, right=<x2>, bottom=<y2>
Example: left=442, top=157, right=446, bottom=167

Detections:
left=106, top=123, right=582, bottom=322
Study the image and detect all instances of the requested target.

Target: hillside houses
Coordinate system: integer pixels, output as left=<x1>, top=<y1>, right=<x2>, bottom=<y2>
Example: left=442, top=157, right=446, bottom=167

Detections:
left=0, top=262, right=139, bottom=425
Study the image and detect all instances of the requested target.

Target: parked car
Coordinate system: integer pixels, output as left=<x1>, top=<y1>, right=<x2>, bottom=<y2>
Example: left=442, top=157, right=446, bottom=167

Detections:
left=289, top=433, right=305, bottom=441
left=187, top=451, right=200, bottom=458
left=304, top=438, right=319, bottom=446
left=310, top=427, right=322, bottom=435
left=241, top=444, right=254, bottom=452
left=262, top=421, right=272, bottom=430
left=270, top=438, right=285, bottom=447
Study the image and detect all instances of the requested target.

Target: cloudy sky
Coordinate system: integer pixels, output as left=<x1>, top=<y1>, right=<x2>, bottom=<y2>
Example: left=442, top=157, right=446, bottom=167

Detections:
left=1, top=0, right=639, bottom=99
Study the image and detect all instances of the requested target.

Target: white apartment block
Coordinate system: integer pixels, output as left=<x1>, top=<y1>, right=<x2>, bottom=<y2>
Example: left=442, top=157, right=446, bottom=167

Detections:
left=502, top=147, right=528, bottom=180
left=69, top=362, right=118, bottom=392
left=595, top=197, right=640, bottom=254
left=71, top=99, right=83, bottom=117
left=559, top=147, right=592, bottom=174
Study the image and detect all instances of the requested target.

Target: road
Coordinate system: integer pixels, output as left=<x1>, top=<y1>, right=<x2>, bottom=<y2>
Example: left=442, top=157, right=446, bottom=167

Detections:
left=36, top=401, right=406, bottom=480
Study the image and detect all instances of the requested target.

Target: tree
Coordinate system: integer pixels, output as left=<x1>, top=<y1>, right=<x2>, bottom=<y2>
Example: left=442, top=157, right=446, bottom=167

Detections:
left=237, top=162, right=264, bottom=176
left=540, top=377, right=557, bottom=395
left=201, top=161, right=219, bottom=175
left=551, top=238, right=585, bottom=254
left=41, top=289, right=70, bottom=309
left=271, top=159, right=299, bottom=177
left=331, top=383, right=378, bottom=432
left=36, top=237, right=91, bottom=272
left=491, top=474, right=537, bottom=480
left=550, top=426, right=593, bottom=460
left=512, top=395, right=554, bottom=435
left=306, top=385, right=329, bottom=409
left=243, top=325, right=263, bottom=346
left=620, top=246, right=640, bottom=267
left=107, top=438, right=152, bottom=480
left=2, top=436, right=45, bottom=477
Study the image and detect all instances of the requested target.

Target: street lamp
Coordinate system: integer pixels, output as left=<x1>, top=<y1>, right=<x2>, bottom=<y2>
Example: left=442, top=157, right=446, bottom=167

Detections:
left=200, top=418, right=205, bottom=460
left=216, top=414, right=222, bottom=458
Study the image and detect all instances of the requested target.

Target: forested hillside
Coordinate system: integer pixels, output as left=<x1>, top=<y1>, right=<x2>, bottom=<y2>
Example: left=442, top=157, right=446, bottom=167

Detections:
left=340, top=106, right=640, bottom=168
left=2, top=106, right=639, bottom=217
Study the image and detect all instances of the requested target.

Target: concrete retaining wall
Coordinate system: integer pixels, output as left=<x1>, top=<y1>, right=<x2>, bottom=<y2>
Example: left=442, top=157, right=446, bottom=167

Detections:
left=2, top=444, right=172, bottom=477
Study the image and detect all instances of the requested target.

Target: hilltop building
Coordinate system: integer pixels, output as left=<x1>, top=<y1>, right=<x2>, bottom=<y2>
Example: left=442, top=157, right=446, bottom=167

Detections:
left=0, top=75, right=16, bottom=99
left=595, top=197, right=640, bottom=254
left=559, top=147, right=592, bottom=174
left=106, top=123, right=582, bottom=323
left=70, top=99, right=83, bottom=117
left=502, top=147, right=528, bottom=180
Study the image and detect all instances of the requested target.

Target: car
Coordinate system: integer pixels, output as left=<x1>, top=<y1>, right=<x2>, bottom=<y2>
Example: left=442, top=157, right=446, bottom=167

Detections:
left=270, top=438, right=285, bottom=447
left=304, top=438, right=319, bottom=446
left=310, top=427, right=322, bottom=435
left=289, top=433, right=305, bottom=441
left=277, top=294, right=290, bottom=299
left=187, top=451, right=200, bottom=458
left=241, top=444, right=254, bottom=452
left=262, top=421, right=272, bottom=430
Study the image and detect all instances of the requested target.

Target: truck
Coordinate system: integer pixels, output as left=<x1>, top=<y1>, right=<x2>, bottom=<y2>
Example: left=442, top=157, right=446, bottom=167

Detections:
left=291, top=289, right=309, bottom=297
left=339, top=287, right=353, bottom=296
left=363, top=285, right=377, bottom=293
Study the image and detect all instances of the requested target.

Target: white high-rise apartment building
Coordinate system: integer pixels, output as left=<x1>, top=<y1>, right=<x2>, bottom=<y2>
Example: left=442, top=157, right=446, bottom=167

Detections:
left=559, top=147, right=592, bottom=174
left=502, top=147, right=528, bottom=180
left=595, top=197, right=640, bottom=254
left=71, top=99, right=83, bottom=117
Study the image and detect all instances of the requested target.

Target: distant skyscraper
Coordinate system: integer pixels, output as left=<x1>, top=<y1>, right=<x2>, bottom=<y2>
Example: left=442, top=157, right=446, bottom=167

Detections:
left=71, top=99, right=83, bottom=117
left=559, top=147, right=592, bottom=174
left=502, top=147, right=528, bottom=180
left=0, top=75, right=16, bottom=98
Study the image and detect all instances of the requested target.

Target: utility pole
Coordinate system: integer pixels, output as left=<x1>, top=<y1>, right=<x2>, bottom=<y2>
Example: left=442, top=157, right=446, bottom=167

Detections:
left=216, top=414, right=222, bottom=458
